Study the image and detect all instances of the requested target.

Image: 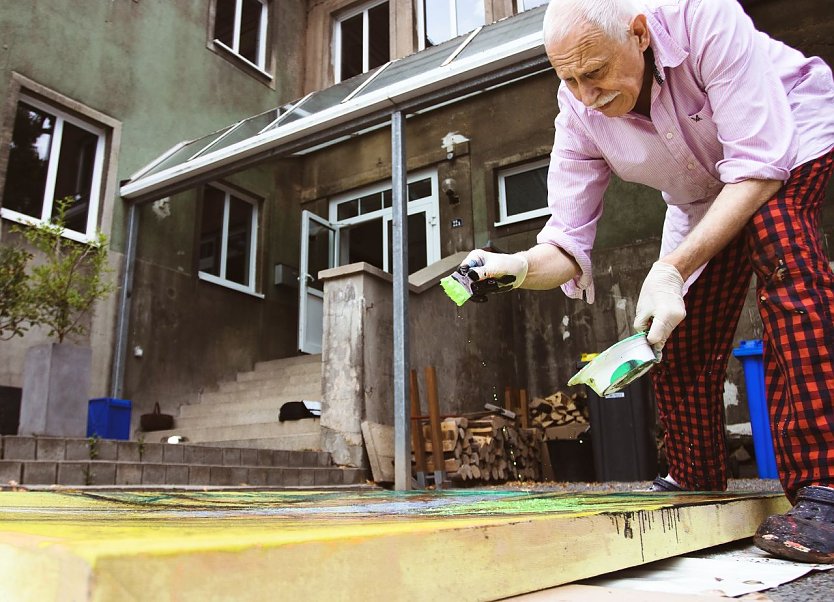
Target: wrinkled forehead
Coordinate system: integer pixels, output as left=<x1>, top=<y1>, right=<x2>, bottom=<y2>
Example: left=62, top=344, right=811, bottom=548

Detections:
left=546, top=21, right=616, bottom=75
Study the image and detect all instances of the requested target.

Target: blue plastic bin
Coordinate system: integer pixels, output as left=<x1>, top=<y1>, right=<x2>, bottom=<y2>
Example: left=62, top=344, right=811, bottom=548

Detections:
left=87, top=398, right=132, bottom=440
left=732, top=340, right=778, bottom=478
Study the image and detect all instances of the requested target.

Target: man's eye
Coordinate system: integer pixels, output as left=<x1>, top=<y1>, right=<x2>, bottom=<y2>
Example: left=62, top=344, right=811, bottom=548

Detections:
left=586, top=69, right=601, bottom=79
left=564, top=78, right=577, bottom=86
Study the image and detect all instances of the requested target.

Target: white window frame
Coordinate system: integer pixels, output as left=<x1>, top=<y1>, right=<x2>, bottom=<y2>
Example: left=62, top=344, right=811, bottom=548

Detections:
left=0, top=94, right=106, bottom=244
left=328, top=169, right=440, bottom=272
left=213, top=0, right=270, bottom=75
left=198, top=183, right=263, bottom=298
left=516, top=0, right=549, bottom=12
left=417, top=0, right=484, bottom=50
left=495, top=158, right=551, bottom=226
left=333, top=0, right=388, bottom=83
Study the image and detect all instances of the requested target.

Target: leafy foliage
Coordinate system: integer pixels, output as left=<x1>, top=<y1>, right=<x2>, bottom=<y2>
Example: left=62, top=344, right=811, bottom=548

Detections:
left=7, top=197, right=115, bottom=343
left=0, top=244, right=34, bottom=340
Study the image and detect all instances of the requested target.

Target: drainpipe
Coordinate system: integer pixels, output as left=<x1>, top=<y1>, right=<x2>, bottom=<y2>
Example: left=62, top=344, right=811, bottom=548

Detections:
left=391, top=110, right=412, bottom=491
left=110, top=202, right=139, bottom=399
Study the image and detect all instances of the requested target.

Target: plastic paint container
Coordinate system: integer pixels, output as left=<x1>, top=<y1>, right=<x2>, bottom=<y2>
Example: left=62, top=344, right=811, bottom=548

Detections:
left=568, top=332, right=660, bottom=396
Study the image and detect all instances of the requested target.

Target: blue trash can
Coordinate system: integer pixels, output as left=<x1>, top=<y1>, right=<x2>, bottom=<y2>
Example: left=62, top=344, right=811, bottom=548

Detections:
left=732, top=340, right=778, bottom=479
left=87, top=398, right=132, bottom=440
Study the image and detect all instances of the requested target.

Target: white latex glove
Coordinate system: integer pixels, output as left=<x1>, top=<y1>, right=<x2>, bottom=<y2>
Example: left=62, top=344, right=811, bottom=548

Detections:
left=634, top=261, right=686, bottom=350
left=460, top=249, right=529, bottom=289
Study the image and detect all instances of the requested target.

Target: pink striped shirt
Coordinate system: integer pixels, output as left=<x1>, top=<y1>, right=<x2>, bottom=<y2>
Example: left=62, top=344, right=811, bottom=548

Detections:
left=537, top=0, right=834, bottom=303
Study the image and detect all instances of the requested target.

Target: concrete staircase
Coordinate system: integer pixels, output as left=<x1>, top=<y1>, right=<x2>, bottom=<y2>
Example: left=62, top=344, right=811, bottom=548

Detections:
left=0, top=435, right=366, bottom=487
left=149, top=354, right=324, bottom=450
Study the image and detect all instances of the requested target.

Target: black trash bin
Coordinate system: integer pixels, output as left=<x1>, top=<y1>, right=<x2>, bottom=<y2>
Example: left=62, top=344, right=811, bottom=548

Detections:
left=546, top=426, right=596, bottom=482
left=580, top=360, right=658, bottom=481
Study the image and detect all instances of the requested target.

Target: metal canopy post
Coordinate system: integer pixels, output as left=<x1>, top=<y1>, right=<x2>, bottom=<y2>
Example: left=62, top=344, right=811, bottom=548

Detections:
left=110, top=202, right=139, bottom=398
left=391, top=110, right=411, bottom=491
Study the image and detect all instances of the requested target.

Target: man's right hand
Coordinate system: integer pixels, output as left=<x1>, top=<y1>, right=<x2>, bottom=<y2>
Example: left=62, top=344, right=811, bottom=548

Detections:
left=460, top=250, right=529, bottom=297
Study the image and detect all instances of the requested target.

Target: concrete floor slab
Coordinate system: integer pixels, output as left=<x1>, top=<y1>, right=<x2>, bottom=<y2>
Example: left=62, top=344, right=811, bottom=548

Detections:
left=0, top=488, right=789, bottom=601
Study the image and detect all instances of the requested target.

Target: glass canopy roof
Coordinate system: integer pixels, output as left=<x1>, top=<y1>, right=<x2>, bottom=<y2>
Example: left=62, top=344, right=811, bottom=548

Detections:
left=122, top=5, right=549, bottom=201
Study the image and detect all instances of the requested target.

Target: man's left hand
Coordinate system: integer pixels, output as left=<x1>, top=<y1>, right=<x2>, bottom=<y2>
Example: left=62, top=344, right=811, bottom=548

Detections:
left=634, top=261, right=686, bottom=351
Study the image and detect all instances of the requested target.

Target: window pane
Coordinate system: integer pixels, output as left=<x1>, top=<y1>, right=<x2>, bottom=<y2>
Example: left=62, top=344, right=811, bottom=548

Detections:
left=53, top=121, right=98, bottom=233
left=337, top=198, right=359, bottom=221
left=344, top=217, right=383, bottom=270
left=199, top=186, right=226, bottom=277
left=359, top=192, right=381, bottom=214
left=424, top=0, right=452, bottom=46
left=3, top=102, right=54, bottom=219
left=214, top=0, right=235, bottom=47
left=367, top=3, right=390, bottom=71
left=340, top=12, right=364, bottom=80
left=504, top=165, right=548, bottom=216
left=386, top=212, right=428, bottom=274
left=226, top=195, right=253, bottom=285
left=307, top=220, right=334, bottom=292
left=239, top=0, right=263, bottom=65
left=455, top=0, right=485, bottom=36
left=408, top=178, right=432, bottom=201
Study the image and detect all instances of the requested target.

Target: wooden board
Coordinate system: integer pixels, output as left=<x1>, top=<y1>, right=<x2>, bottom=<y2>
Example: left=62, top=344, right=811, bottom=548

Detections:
left=0, top=489, right=789, bottom=601
left=361, top=420, right=395, bottom=483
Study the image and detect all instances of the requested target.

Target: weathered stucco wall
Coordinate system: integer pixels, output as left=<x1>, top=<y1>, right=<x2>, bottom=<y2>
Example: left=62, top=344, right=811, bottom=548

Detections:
left=0, top=1, right=307, bottom=422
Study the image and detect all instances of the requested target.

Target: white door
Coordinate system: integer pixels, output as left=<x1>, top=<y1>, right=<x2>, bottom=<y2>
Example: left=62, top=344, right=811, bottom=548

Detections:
left=298, top=210, right=339, bottom=354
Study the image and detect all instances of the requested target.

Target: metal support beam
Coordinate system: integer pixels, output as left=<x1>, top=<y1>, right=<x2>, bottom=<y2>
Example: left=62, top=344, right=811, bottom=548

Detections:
left=391, top=110, right=411, bottom=491
left=110, top=203, right=139, bottom=398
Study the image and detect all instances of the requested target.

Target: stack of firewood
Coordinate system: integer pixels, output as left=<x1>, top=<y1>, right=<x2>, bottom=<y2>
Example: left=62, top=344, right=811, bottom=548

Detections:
left=419, top=415, right=541, bottom=482
left=529, top=391, right=589, bottom=429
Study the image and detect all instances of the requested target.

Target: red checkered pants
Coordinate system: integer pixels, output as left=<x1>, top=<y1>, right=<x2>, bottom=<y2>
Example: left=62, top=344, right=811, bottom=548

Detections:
left=652, top=148, right=834, bottom=502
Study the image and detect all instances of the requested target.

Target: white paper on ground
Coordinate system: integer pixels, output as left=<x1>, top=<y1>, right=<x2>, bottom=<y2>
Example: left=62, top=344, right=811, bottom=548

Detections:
left=583, top=543, right=832, bottom=598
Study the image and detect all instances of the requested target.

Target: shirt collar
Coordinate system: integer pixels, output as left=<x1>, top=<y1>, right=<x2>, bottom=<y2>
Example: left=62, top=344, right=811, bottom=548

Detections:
left=644, top=8, right=688, bottom=82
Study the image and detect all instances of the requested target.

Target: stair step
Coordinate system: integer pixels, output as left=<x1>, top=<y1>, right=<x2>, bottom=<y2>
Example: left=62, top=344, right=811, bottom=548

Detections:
left=216, top=378, right=321, bottom=396
left=0, top=435, right=325, bottom=467
left=0, top=435, right=365, bottom=487
left=237, top=362, right=322, bottom=383
left=253, top=354, right=322, bottom=372
left=173, top=408, right=318, bottom=429
left=145, top=420, right=321, bottom=450
left=198, top=388, right=321, bottom=406
left=0, top=459, right=364, bottom=487
left=180, top=396, right=317, bottom=417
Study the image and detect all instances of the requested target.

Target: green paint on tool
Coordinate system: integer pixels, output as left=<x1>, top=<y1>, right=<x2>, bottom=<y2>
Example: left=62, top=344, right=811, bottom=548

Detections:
left=440, top=274, right=471, bottom=306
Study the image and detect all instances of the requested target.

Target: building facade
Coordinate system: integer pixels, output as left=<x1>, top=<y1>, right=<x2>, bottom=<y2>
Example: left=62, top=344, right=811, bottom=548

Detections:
left=1, top=1, right=832, bottom=446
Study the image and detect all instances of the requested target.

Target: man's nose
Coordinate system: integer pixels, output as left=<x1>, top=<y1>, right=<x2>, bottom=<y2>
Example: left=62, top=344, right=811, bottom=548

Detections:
left=578, top=80, right=599, bottom=106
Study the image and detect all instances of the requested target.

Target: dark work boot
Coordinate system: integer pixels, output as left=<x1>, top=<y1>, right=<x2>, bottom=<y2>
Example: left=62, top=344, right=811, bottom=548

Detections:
left=648, top=476, right=684, bottom=492
left=754, top=485, right=834, bottom=564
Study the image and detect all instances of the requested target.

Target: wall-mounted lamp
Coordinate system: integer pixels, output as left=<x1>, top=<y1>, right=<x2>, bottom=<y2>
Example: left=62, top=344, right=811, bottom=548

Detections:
left=440, top=178, right=460, bottom=205
left=441, top=177, right=460, bottom=205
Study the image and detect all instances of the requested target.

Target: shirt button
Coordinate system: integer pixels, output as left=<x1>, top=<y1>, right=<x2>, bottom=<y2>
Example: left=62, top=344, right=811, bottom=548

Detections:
left=687, top=163, right=695, bottom=170
left=666, top=132, right=674, bottom=139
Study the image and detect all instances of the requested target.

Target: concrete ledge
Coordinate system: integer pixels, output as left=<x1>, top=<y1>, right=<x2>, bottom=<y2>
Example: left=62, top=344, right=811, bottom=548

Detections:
left=318, top=252, right=468, bottom=295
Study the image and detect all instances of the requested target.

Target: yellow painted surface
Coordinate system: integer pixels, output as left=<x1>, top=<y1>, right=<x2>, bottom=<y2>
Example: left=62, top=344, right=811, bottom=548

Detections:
left=0, top=489, right=789, bottom=602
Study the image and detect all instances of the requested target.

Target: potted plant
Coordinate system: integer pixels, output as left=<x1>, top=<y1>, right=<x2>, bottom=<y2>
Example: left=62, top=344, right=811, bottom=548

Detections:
left=2, top=197, right=114, bottom=437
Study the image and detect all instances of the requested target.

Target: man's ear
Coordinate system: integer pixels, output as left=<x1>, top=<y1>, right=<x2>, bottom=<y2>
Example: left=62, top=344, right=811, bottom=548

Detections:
left=630, top=14, right=651, bottom=52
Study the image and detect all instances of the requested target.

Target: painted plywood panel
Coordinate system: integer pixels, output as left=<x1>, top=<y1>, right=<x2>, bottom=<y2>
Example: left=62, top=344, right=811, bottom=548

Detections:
left=0, top=489, right=789, bottom=601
